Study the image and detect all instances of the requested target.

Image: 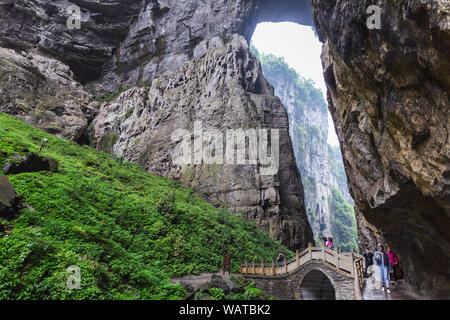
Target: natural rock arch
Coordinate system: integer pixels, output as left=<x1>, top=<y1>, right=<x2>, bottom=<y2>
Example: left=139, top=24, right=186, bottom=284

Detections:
left=242, top=0, right=315, bottom=41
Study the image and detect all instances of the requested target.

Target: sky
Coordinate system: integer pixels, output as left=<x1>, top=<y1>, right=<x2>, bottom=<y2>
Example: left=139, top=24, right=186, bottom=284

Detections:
left=251, top=22, right=340, bottom=147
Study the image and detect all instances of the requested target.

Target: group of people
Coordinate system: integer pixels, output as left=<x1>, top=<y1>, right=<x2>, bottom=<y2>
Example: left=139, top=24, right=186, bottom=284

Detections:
left=363, top=244, right=401, bottom=294
left=276, top=237, right=334, bottom=264
left=322, top=236, right=334, bottom=249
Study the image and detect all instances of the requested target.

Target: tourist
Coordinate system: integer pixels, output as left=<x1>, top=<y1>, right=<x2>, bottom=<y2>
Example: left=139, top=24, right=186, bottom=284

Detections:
left=363, top=248, right=374, bottom=277
left=373, top=244, right=391, bottom=293
left=277, top=252, right=285, bottom=267
left=322, top=236, right=328, bottom=247
left=326, top=237, right=334, bottom=250
left=387, top=246, right=400, bottom=284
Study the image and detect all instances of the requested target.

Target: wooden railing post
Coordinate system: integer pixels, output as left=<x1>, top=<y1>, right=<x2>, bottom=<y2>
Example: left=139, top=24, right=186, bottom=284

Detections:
left=272, top=259, right=275, bottom=275
left=350, top=250, right=355, bottom=276
left=322, top=245, right=326, bottom=262
left=308, top=242, right=313, bottom=260
left=336, top=250, right=340, bottom=270
left=261, top=258, right=265, bottom=275
left=284, top=258, right=288, bottom=274
left=296, top=250, right=300, bottom=267
left=252, top=261, right=255, bottom=275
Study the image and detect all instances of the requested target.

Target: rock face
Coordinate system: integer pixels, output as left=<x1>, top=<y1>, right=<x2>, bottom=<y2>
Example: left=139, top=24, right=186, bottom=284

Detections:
left=0, top=47, right=93, bottom=141
left=0, top=0, right=143, bottom=82
left=312, top=0, right=449, bottom=298
left=0, top=0, right=313, bottom=90
left=0, top=176, right=23, bottom=220
left=3, top=154, right=59, bottom=175
left=93, top=35, right=313, bottom=250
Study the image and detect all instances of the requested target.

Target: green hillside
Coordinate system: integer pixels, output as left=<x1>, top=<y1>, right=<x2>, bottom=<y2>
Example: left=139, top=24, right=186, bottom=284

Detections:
left=0, top=113, right=289, bottom=300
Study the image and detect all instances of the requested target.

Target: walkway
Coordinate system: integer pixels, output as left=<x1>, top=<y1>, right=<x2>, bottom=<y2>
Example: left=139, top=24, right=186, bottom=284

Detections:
left=362, top=275, right=422, bottom=300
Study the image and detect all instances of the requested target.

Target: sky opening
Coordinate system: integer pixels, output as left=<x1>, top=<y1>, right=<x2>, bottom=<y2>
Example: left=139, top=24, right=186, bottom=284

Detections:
left=251, top=22, right=339, bottom=147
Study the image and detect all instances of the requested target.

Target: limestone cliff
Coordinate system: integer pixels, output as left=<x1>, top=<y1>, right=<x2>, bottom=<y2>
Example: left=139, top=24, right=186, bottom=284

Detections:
left=313, top=0, right=449, bottom=298
left=92, top=35, right=313, bottom=250
left=0, top=47, right=93, bottom=141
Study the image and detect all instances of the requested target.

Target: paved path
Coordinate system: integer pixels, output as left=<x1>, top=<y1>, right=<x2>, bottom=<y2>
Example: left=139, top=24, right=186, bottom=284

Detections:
left=362, top=275, right=423, bottom=300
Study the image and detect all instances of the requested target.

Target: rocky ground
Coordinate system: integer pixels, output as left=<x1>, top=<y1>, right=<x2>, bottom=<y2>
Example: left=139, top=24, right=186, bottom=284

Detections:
left=171, top=272, right=274, bottom=300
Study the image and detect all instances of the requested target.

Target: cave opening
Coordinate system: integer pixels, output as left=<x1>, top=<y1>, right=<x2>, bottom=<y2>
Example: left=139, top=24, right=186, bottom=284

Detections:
left=250, top=21, right=358, bottom=252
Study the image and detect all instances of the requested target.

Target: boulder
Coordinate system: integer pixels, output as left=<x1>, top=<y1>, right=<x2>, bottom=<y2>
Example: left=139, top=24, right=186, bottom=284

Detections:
left=228, top=275, right=250, bottom=293
left=179, top=281, right=196, bottom=299
left=3, top=154, right=58, bottom=175
left=0, top=176, right=23, bottom=219
left=208, top=275, right=231, bottom=294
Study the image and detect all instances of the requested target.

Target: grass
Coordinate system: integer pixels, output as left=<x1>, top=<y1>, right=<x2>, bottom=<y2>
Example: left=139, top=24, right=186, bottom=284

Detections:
left=0, top=113, right=291, bottom=300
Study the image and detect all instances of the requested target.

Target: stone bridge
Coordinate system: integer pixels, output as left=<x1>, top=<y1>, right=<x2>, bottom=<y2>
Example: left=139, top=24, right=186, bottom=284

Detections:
left=240, top=244, right=365, bottom=300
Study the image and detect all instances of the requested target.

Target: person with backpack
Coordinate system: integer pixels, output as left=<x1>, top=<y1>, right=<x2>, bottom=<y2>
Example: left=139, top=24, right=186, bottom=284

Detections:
left=363, top=248, right=374, bottom=277
left=373, top=244, right=391, bottom=294
left=387, top=246, right=400, bottom=284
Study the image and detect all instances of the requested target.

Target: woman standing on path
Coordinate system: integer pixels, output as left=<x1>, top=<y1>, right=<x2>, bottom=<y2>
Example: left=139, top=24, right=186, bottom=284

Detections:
left=387, top=246, right=400, bottom=284
left=373, top=244, right=391, bottom=294
left=322, top=236, right=328, bottom=247
left=326, top=237, right=334, bottom=250
left=363, top=248, right=374, bottom=277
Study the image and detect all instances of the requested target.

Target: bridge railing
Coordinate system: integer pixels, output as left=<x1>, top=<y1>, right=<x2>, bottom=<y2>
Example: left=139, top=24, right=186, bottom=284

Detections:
left=240, top=243, right=362, bottom=278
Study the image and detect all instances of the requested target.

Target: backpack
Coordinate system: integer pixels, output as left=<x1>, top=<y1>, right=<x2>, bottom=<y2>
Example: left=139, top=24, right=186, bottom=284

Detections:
left=374, top=252, right=382, bottom=265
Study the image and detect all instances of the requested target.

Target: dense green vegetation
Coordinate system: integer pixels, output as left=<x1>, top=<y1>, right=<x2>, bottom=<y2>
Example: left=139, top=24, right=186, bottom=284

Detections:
left=328, top=187, right=358, bottom=252
left=0, top=113, right=290, bottom=300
